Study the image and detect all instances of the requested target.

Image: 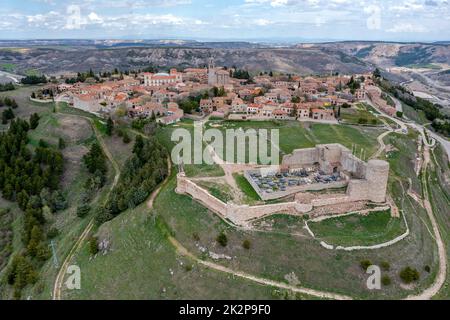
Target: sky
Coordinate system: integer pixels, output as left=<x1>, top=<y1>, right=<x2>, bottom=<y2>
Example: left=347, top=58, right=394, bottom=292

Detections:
left=0, top=0, right=449, bottom=42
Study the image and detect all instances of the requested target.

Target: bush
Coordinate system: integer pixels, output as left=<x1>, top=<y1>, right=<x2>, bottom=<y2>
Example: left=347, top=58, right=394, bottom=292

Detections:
left=242, top=239, right=251, bottom=250
left=358, top=117, right=368, bottom=125
left=123, top=132, right=131, bottom=144
left=76, top=204, right=91, bottom=218
left=58, top=138, right=66, bottom=150
left=400, top=267, right=420, bottom=284
left=94, top=206, right=113, bottom=225
left=47, top=228, right=60, bottom=239
left=381, top=261, right=390, bottom=271
left=89, top=237, right=99, bottom=255
left=192, top=232, right=200, bottom=241
left=396, top=111, right=404, bottom=118
left=216, top=232, right=228, bottom=247
left=424, top=265, right=431, bottom=273
left=184, top=264, right=193, bottom=272
left=382, top=275, right=392, bottom=286
left=360, top=260, right=372, bottom=271
left=342, top=102, right=351, bottom=109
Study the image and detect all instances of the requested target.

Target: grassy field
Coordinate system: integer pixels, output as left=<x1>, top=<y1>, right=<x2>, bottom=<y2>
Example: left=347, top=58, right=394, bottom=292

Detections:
left=234, top=173, right=261, bottom=203
left=196, top=180, right=234, bottom=203
left=62, top=200, right=313, bottom=300
left=340, top=104, right=383, bottom=126
left=251, top=215, right=307, bottom=236
left=402, top=103, right=429, bottom=125
left=384, top=131, right=423, bottom=195
left=205, top=120, right=383, bottom=162
left=145, top=171, right=439, bottom=299
left=309, top=210, right=407, bottom=247
left=429, top=146, right=450, bottom=299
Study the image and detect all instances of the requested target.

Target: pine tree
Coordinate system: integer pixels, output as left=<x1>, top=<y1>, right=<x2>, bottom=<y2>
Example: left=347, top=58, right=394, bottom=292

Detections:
left=106, top=117, right=114, bottom=136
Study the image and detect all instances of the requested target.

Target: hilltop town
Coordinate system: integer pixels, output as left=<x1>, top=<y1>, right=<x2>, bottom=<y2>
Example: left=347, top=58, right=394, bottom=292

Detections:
left=35, top=60, right=397, bottom=125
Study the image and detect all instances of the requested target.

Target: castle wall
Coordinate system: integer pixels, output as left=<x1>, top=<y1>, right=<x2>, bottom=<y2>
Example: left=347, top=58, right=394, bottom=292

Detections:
left=282, top=148, right=319, bottom=168
left=176, top=174, right=228, bottom=216
left=366, top=160, right=390, bottom=203
left=176, top=173, right=312, bottom=226
left=341, top=152, right=367, bottom=179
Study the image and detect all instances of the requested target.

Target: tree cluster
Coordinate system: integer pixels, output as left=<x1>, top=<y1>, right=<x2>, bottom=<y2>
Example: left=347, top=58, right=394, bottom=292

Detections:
left=0, top=83, right=15, bottom=92
left=1, top=119, right=65, bottom=298
left=96, top=136, right=168, bottom=224
left=231, top=69, right=251, bottom=80
left=21, top=75, right=47, bottom=85
left=374, top=73, right=450, bottom=137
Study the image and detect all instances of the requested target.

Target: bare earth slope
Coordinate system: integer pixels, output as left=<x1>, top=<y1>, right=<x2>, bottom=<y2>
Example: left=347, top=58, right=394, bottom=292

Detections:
left=0, top=46, right=370, bottom=76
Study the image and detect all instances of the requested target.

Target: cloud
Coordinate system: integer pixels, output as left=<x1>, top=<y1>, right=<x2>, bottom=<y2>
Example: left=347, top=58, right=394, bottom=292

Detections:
left=387, top=22, right=428, bottom=33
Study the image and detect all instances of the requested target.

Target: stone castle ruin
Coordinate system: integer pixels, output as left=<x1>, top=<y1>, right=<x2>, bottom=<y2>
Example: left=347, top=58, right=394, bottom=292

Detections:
left=248, top=144, right=390, bottom=203
left=176, top=144, right=390, bottom=227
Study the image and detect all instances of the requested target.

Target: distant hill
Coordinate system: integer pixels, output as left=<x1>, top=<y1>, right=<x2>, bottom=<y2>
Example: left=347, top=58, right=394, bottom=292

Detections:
left=0, top=45, right=371, bottom=76
left=308, top=42, right=450, bottom=68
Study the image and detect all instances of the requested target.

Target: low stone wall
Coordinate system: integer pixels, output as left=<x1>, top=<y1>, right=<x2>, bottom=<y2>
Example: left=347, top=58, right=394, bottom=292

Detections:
left=227, top=202, right=312, bottom=225
left=176, top=173, right=312, bottom=226
left=30, top=97, right=53, bottom=104
left=176, top=174, right=228, bottom=217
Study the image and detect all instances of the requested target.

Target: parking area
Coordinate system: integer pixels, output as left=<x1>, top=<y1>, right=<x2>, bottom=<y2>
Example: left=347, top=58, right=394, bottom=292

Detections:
left=245, top=167, right=347, bottom=200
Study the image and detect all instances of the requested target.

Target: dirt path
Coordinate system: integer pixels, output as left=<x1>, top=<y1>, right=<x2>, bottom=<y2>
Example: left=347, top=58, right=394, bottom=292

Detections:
left=371, top=129, right=393, bottom=160
left=53, top=116, right=121, bottom=300
left=405, top=145, right=447, bottom=300
left=167, top=236, right=352, bottom=300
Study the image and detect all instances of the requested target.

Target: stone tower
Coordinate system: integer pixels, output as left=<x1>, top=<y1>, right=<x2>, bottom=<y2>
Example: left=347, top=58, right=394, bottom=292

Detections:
left=365, top=160, right=390, bottom=203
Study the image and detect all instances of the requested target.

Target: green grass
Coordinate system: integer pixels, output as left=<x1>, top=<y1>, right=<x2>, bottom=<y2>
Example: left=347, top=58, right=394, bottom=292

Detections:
left=63, top=201, right=289, bottom=300
left=309, top=210, right=407, bottom=247
left=385, top=132, right=422, bottom=194
left=196, top=181, right=233, bottom=203
left=234, top=173, right=261, bottom=204
left=340, top=104, right=382, bottom=126
left=252, top=214, right=306, bottom=236
left=0, top=63, right=16, bottom=72
left=428, top=146, right=450, bottom=300
left=148, top=172, right=439, bottom=299
left=407, top=63, right=442, bottom=70
left=403, top=103, right=428, bottom=125
left=208, top=120, right=382, bottom=162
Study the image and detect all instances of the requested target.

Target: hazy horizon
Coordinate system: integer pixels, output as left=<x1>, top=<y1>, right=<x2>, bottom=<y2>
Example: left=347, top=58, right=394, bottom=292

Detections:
left=1, top=0, right=450, bottom=43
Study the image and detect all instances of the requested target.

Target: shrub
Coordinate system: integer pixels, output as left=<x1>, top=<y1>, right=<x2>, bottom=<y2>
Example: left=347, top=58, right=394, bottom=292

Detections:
left=76, top=204, right=91, bottom=218
left=47, top=228, right=60, bottom=239
left=400, top=267, right=420, bottom=284
left=123, top=132, right=131, bottom=144
left=358, top=117, right=368, bottom=125
left=58, top=138, right=66, bottom=150
left=381, top=261, right=391, bottom=271
left=184, top=264, right=193, bottom=272
left=382, top=275, right=392, bottom=286
left=216, top=232, right=228, bottom=247
left=94, top=206, right=113, bottom=224
left=360, top=260, right=372, bottom=271
left=89, top=237, right=99, bottom=255
left=424, top=265, right=431, bottom=273
left=242, top=239, right=251, bottom=250
left=192, top=232, right=200, bottom=241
